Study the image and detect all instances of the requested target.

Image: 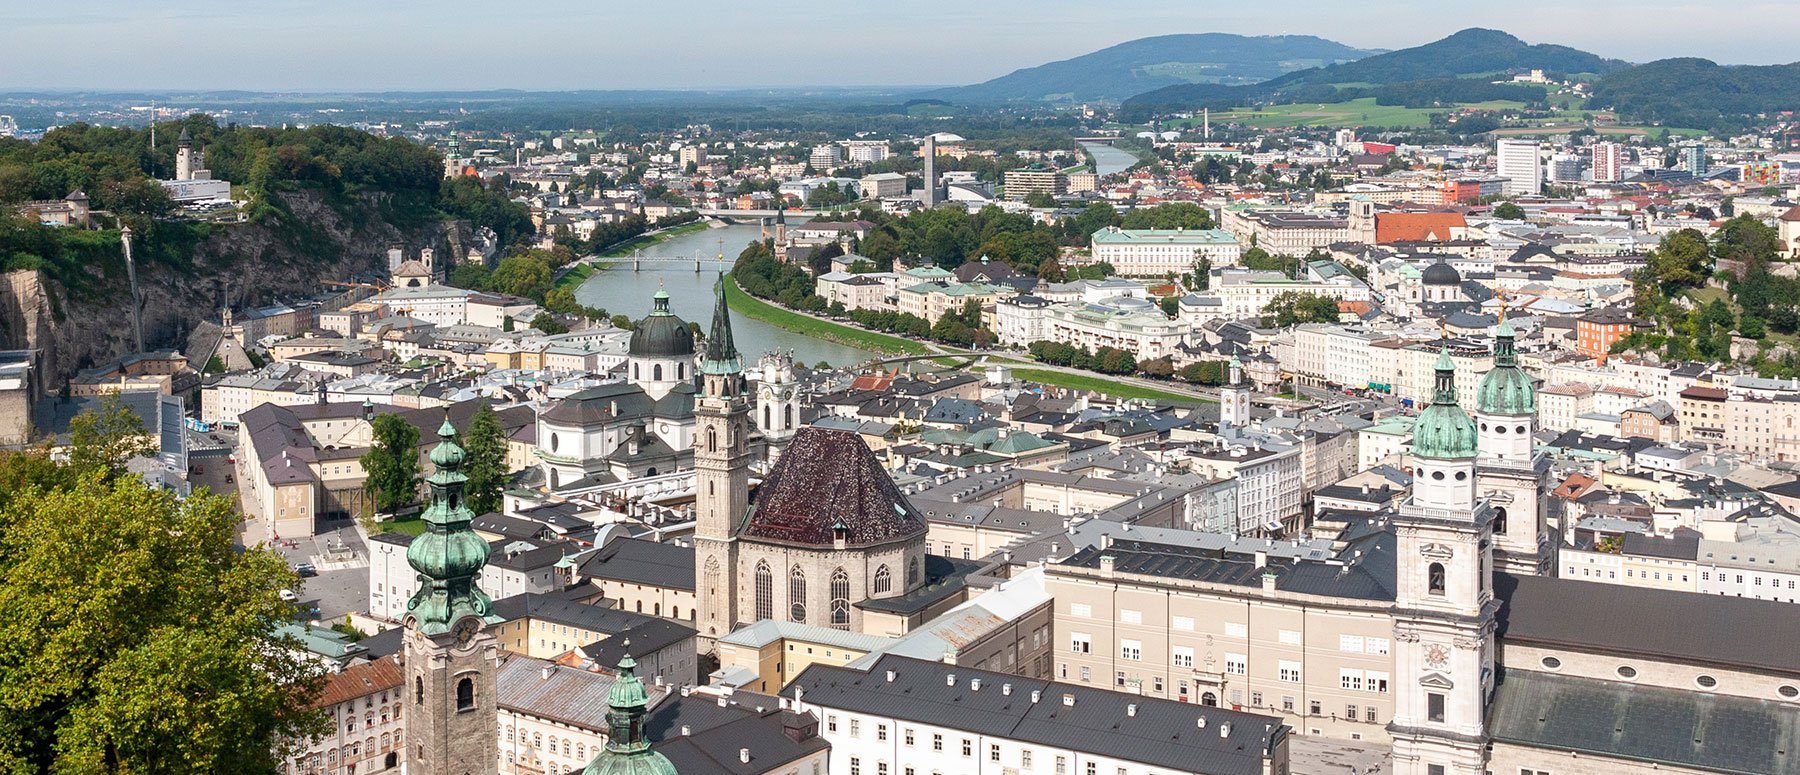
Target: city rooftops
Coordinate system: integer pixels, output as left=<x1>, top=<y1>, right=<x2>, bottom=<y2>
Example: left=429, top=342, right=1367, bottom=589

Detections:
left=1090, top=227, right=1237, bottom=244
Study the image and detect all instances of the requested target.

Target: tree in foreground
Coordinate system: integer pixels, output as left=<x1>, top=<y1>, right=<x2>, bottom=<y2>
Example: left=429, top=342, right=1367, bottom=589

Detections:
left=361, top=413, right=420, bottom=514
left=461, top=402, right=508, bottom=516
left=0, top=413, right=325, bottom=772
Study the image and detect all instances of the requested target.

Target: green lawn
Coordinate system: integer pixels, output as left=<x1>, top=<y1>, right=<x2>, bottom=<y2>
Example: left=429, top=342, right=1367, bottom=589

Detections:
left=377, top=516, right=427, bottom=536
left=1008, top=367, right=1208, bottom=403
left=722, top=274, right=928, bottom=356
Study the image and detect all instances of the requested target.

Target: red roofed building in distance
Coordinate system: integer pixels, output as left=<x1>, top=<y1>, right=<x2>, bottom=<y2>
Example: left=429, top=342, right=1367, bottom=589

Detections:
left=1375, top=212, right=1469, bottom=244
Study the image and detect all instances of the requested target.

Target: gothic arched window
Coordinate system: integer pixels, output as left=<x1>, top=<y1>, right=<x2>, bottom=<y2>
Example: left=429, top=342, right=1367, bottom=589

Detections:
left=754, top=560, right=773, bottom=621
left=1428, top=562, right=1447, bottom=597
left=830, top=567, right=851, bottom=629
left=414, top=676, right=423, bottom=705
left=707, top=427, right=717, bottom=452
left=873, top=564, right=892, bottom=594
left=784, top=404, right=793, bottom=428
left=763, top=405, right=771, bottom=429
left=455, top=677, right=474, bottom=711
left=1492, top=507, right=1508, bottom=537
left=789, top=565, right=807, bottom=622
left=908, top=557, right=920, bottom=586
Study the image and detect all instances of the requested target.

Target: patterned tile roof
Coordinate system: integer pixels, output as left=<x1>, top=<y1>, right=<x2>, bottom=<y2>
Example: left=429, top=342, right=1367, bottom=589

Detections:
left=738, top=427, right=927, bottom=547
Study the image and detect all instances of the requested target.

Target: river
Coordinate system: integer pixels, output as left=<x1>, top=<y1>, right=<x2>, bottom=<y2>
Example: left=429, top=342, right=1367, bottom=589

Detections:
left=1082, top=141, right=1140, bottom=177
left=574, top=219, right=880, bottom=368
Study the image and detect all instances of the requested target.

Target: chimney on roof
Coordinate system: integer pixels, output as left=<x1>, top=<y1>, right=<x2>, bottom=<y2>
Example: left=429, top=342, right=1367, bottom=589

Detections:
left=1062, top=693, right=1075, bottom=707
left=1254, top=550, right=1268, bottom=568
left=1127, top=702, right=1138, bottom=717
left=886, top=670, right=896, bottom=683
left=1002, top=683, right=1012, bottom=696
left=541, top=665, right=553, bottom=680
left=1031, top=689, right=1042, bottom=703
left=681, top=724, right=691, bottom=736
left=1220, top=721, right=1232, bottom=738
left=739, top=748, right=750, bottom=764
left=947, top=673, right=957, bottom=687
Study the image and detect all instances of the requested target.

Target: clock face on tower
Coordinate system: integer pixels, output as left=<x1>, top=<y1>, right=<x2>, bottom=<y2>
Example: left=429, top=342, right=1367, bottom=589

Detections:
left=1425, top=644, right=1450, bottom=669
left=453, top=617, right=478, bottom=645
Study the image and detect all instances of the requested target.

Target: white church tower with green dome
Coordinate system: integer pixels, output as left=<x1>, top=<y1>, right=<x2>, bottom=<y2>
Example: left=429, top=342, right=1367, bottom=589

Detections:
left=1389, top=350, right=1496, bottom=775
left=1474, top=316, right=1553, bottom=575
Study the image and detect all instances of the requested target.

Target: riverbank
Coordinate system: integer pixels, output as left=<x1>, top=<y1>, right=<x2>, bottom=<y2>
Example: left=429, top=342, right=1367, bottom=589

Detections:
left=1007, top=367, right=1199, bottom=402
left=722, top=274, right=929, bottom=356
left=556, top=221, right=716, bottom=291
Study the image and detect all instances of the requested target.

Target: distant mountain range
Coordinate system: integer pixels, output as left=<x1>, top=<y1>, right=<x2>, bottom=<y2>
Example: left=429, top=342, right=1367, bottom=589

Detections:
left=921, top=33, right=1378, bottom=104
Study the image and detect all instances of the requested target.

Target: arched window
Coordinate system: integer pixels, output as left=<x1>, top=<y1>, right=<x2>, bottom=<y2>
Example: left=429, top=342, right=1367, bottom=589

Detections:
left=414, top=676, right=423, bottom=705
left=873, top=564, right=892, bottom=594
left=654, top=602, right=661, bottom=616
left=755, top=560, right=773, bottom=621
left=1492, top=507, right=1508, bottom=537
left=455, top=677, right=474, bottom=711
left=671, top=606, right=680, bottom=619
left=678, top=363, right=686, bottom=380
left=633, top=363, right=640, bottom=380
left=1428, top=562, right=1447, bottom=596
left=653, top=364, right=664, bottom=381
left=785, top=404, right=793, bottom=428
left=707, top=427, right=717, bottom=452
left=1201, top=692, right=1218, bottom=706
left=789, top=565, right=807, bottom=622
left=830, top=567, right=851, bottom=629
left=763, top=405, right=771, bottom=429
left=908, top=557, right=920, bottom=586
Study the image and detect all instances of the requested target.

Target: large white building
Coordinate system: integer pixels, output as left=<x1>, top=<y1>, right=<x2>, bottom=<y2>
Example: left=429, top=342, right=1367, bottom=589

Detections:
left=1040, top=296, right=1191, bottom=361
left=1200, top=268, right=1370, bottom=319
left=1495, top=139, right=1542, bottom=197
left=1591, top=142, right=1624, bottom=183
left=1089, top=227, right=1242, bottom=277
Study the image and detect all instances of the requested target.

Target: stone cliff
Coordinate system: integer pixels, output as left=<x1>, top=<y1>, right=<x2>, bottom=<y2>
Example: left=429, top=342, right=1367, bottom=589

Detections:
left=0, top=190, right=475, bottom=386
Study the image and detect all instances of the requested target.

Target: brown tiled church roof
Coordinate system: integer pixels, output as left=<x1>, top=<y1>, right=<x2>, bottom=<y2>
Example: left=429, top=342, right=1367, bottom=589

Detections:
left=738, top=427, right=927, bottom=547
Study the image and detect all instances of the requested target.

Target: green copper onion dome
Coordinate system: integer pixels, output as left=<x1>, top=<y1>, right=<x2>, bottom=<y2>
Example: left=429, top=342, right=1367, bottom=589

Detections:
left=1412, top=348, right=1478, bottom=460
left=405, top=414, right=499, bottom=635
left=583, top=643, right=679, bottom=775
left=1476, top=317, right=1536, bottom=416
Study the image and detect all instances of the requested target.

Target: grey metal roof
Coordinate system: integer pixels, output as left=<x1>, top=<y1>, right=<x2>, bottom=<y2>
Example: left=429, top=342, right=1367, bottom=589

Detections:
left=578, top=537, right=696, bottom=592
left=497, top=655, right=640, bottom=731
left=1488, top=668, right=1800, bottom=775
left=786, top=655, right=1284, bottom=775
left=1496, top=573, right=1800, bottom=676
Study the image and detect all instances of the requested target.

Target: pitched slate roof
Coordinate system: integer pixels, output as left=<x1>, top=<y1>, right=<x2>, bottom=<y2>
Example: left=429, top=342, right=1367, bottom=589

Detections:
left=577, top=537, right=696, bottom=592
left=738, top=427, right=928, bottom=548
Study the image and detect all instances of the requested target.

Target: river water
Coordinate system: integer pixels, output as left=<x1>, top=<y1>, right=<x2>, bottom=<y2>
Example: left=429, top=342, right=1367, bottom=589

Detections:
left=1082, top=141, right=1139, bottom=177
left=574, top=220, right=880, bottom=368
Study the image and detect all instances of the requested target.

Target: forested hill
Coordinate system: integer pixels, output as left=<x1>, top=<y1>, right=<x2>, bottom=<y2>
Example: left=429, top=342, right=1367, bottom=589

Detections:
left=1593, top=58, right=1800, bottom=129
left=1122, top=28, right=1626, bottom=117
left=923, top=33, right=1376, bottom=104
left=0, top=117, right=530, bottom=382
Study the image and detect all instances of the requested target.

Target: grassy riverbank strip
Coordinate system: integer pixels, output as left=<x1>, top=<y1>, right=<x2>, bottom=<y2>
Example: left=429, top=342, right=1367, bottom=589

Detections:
left=722, top=274, right=928, bottom=356
left=1008, top=368, right=1203, bottom=402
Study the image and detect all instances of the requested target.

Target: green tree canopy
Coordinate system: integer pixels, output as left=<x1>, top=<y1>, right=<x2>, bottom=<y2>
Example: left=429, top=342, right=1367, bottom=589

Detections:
left=461, top=403, right=507, bottom=517
left=0, top=459, right=325, bottom=772
left=1645, top=228, right=1713, bottom=294
left=1492, top=202, right=1526, bottom=220
left=66, top=392, right=157, bottom=474
left=360, top=413, right=420, bottom=514
left=1261, top=291, right=1342, bottom=327
left=1119, top=202, right=1214, bottom=231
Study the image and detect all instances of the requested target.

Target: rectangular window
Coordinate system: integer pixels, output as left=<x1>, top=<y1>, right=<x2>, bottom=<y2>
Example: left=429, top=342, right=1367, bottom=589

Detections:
left=1153, top=676, right=1163, bottom=693
left=1339, top=634, right=1364, bottom=653
left=1069, top=633, right=1092, bottom=654
left=849, top=757, right=860, bottom=775
left=1283, top=695, right=1295, bottom=712
left=1080, top=666, right=1091, bottom=681
left=1022, top=750, right=1032, bottom=768
left=1365, top=637, right=1390, bottom=655
left=827, top=715, right=837, bottom=733
left=1172, top=615, right=1195, bottom=631
left=932, top=734, right=942, bottom=752
left=1310, top=700, right=1322, bottom=715
left=1056, top=756, right=1068, bottom=775
left=1340, top=669, right=1364, bottom=691
left=1225, top=622, right=1248, bottom=638
left=1251, top=691, right=1263, bottom=707
left=1367, top=671, right=1390, bottom=693
left=1173, top=646, right=1195, bottom=668
left=1347, top=703, right=1358, bottom=719
left=904, top=729, right=914, bottom=747
left=1116, top=670, right=1126, bottom=686
left=1086, top=763, right=1097, bottom=775
left=989, top=743, right=999, bottom=762
left=1428, top=692, right=1446, bottom=723
left=1366, top=706, right=1378, bottom=723
left=878, top=764, right=888, bottom=775
left=1120, top=609, right=1142, bottom=624
left=1070, top=603, right=1092, bottom=618
left=849, top=719, right=859, bottom=738
left=1120, top=639, right=1142, bottom=661
left=1278, top=629, right=1301, bottom=645
left=1225, top=654, right=1246, bottom=675
left=877, top=724, right=887, bottom=742
left=1279, top=661, right=1302, bottom=683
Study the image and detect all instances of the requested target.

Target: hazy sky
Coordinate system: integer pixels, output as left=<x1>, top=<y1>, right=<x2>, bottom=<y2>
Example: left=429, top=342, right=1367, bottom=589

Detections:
left=5, top=1, right=1798, bottom=91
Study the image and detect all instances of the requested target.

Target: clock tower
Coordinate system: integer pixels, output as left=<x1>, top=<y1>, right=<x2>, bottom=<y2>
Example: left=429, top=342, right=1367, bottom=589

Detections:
left=1389, top=350, right=1496, bottom=775
left=404, top=415, right=503, bottom=775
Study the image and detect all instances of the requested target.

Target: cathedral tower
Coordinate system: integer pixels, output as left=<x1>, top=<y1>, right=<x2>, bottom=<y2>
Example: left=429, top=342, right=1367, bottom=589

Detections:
left=1219, top=352, right=1251, bottom=431
left=1389, top=351, right=1495, bottom=775
left=404, top=416, right=503, bottom=775
left=1475, top=315, right=1552, bottom=575
left=757, top=350, right=799, bottom=462
left=694, top=273, right=752, bottom=642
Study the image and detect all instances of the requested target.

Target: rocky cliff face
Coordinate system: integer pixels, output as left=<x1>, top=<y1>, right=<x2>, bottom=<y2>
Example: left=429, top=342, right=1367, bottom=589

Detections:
left=0, top=190, right=473, bottom=386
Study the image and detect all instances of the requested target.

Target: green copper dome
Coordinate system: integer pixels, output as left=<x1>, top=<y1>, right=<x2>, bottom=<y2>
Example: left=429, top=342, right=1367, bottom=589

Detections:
left=1413, top=349, right=1478, bottom=460
left=1476, top=317, right=1536, bottom=416
left=405, top=414, right=499, bottom=635
left=582, top=644, right=679, bottom=775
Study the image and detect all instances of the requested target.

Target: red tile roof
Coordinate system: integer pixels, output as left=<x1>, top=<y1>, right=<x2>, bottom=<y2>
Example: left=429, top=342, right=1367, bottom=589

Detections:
left=1376, top=212, right=1467, bottom=243
left=312, top=655, right=404, bottom=710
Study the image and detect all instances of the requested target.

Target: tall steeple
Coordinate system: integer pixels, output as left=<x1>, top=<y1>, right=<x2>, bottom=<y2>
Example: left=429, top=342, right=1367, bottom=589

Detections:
left=580, top=645, right=679, bottom=775
left=404, top=415, right=502, bottom=775
left=693, top=273, right=753, bottom=642
left=701, top=272, right=745, bottom=398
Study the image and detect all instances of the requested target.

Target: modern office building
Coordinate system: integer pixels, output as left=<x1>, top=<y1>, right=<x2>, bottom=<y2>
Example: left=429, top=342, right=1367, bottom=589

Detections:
left=1495, top=139, right=1542, bottom=196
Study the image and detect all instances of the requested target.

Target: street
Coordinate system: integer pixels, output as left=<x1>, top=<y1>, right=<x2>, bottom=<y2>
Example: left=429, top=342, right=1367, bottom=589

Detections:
left=1288, top=735, right=1391, bottom=774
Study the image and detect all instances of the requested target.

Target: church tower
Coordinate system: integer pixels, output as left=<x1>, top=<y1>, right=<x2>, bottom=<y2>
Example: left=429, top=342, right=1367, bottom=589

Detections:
left=578, top=646, right=679, bottom=775
left=1219, top=353, right=1252, bottom=431
left=175, top=127, right=202, bottom=181
left=773, top=207, right=789, bottom=262
left=694, top=273, right=752, bottom=643
left=403, top=416, right=503, bottom=775
left=1389, top=351, right=1495, bottom=775
left=1475, top=315, right=1552, bottom=575
left=757, top=350, right=799, bottom=462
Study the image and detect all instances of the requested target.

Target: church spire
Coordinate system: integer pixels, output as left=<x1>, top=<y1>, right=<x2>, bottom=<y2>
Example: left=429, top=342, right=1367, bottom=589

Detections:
left=581, top=644, right=679, bottom=775
left=405, top=415, right=499, bottom=635
left=701, top=273, right=745, bottom=397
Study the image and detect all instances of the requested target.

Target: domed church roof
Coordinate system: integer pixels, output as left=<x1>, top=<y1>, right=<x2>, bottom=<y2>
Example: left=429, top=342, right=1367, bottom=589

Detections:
left=628, top=289, right=695, bottom=358
left=1412, top=349, right=1478, bottom=460
left=1422, top=258, right=1462, bottom=286
left=1477, top=317, right=1535, bottom=415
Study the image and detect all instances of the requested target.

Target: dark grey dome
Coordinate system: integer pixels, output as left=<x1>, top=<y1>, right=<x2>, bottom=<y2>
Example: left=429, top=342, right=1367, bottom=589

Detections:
left=1422, top=260, right=1462, bottom=286
left=628, top=290, right=694, bottom=357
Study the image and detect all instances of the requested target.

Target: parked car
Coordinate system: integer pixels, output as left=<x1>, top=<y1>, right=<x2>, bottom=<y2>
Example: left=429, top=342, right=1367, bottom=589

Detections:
left=278, top=589, right=298, bottom=602
left=295, top=563, right=317, bottom=578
